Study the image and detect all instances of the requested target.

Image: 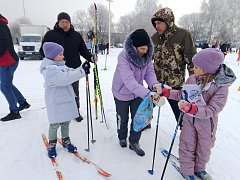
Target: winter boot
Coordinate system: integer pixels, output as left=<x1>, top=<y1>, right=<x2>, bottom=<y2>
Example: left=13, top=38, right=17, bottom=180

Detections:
left=62, top=137, right=77, bottom=153
left=119, top=139, right=127, bottom=148
left=48, top=139, right=57, bottom=158
left=129, top=143, right=145, bottom=156
left=1, top=111, right=21, bottom=122
left=184, top=175, right=195, bottom=180
left=195, top=171, right=212, bottom=180
left=19, top=101, right=31, bottom=111
left=75, top=113, right=83, bottom=122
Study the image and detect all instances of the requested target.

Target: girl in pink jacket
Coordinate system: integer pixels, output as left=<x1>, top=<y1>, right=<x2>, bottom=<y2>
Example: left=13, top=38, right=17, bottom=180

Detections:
left=161, top=48, right=236, bottom=180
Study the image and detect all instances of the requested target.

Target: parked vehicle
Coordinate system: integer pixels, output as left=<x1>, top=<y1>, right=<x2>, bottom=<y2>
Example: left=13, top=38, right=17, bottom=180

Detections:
left=18, top=25, right=50, bottom=60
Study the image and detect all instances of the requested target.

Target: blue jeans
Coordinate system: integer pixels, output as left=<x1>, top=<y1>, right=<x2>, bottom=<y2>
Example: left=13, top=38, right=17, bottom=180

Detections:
left=0, top=62, right=26, bottom=112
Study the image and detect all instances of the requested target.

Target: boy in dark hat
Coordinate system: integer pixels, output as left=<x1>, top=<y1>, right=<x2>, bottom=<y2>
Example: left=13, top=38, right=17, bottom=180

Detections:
left=40, top=12, right=95, bottom=122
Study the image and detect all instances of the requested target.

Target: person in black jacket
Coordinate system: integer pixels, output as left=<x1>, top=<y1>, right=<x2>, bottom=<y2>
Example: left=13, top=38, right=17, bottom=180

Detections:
left=0, top=14, right=30, bottom=121
left=40, top=12, right=95, bottom=122
left=220, top=42, right=228, bottom=56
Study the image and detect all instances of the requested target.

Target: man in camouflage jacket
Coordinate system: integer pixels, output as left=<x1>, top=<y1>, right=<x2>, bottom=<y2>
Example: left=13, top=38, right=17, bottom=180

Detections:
left=151, top=7, right=196, bottom=122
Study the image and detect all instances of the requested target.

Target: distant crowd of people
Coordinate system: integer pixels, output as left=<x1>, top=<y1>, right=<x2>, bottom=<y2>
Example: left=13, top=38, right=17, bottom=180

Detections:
left=198, top=40, right=236, bottom=57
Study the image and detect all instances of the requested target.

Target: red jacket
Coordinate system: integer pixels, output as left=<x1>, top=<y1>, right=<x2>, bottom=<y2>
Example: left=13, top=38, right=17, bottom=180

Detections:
left=0, top=14, right=18, bottom=66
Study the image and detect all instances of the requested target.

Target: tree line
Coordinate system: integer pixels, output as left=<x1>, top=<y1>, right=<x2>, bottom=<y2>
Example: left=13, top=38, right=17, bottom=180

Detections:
left=9, top=0, right=240, bottom=47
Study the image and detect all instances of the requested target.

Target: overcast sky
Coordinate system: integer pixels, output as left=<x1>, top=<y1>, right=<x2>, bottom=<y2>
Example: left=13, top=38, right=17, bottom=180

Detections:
left=0, top=0, right=202, bottom=28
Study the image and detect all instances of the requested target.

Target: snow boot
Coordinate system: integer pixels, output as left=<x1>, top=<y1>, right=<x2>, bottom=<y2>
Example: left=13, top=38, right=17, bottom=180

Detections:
left=75, top=113, right=83, bottom=122
left=195, top=171, right=212, bottom=180
left=129, top=143, right=145, bottom=156
left=119, top=139, right=127, bottom=148
left=62, top=137, right=77, bottom=153
left=19, top=101, right=31, bottom=111
left=184, top=175, right=195, bottom=180
left=1, top=111, right=21, bottom=122
left=48, top=139, right=57, bottom=158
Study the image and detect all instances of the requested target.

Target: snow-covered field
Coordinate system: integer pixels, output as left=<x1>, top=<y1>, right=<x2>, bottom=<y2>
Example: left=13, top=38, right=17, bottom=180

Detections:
left=0, top=48, right=239, bottom=180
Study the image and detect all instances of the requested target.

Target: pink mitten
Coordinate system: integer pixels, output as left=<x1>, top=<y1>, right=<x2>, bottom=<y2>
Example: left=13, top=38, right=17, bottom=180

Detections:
left=178, top=100, right=197, bottom=114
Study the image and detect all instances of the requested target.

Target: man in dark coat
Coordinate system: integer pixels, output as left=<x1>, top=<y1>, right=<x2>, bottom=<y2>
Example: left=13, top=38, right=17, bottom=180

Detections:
left=40, top=12, right=94, bottom=122
left=0, top=14, right=30, bottom=121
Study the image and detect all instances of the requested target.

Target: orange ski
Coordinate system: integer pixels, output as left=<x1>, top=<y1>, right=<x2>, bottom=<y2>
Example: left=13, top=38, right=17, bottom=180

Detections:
left=57, top=138, right=111, bottom=177
left=42, top=133, right=64, bottom=180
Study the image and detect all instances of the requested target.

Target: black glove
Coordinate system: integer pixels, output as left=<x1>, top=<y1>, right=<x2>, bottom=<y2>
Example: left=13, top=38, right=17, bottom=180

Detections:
left=82, top=61, right=91, bottom=74
left=89, top=54, right=97, bottom=63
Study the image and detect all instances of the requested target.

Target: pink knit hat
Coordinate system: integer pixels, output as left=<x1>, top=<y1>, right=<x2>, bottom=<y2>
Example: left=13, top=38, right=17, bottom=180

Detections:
left=192, top=48, right=224, bottom=73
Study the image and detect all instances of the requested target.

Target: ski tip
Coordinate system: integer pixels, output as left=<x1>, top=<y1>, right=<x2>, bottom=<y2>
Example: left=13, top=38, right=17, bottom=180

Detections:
left=98, top=169, right=111, bottom=177
left=148, top=170, right=154, bottom=175
left=41, top=133, right=46, bottom=138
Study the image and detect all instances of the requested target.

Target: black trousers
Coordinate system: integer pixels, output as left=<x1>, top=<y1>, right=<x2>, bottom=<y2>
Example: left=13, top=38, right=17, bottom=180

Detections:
left=72, top=81, right=80, bottom=109
left=167, top=98, right=181, bottom=122
left=114, top=97, right=142, bottom=144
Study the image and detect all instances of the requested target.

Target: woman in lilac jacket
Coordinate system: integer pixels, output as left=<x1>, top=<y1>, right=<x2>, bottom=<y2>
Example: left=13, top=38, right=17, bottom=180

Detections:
left=112, top=29, right=162, bottom=156
left=161, top=48, right=236, bottom=179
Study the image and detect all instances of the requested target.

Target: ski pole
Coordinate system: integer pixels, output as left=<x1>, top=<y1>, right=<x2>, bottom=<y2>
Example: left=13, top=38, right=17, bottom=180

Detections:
left=148, top=107, right=161, bottom=175
left=85, top=73, right=96, bottom=152
left=160, top=111, right=183, bottom=180
left=85, top=75, right=90, bottom=152
left=86, top=74, right=96, bottom=144
left=160, top=90, right=188, bottom=180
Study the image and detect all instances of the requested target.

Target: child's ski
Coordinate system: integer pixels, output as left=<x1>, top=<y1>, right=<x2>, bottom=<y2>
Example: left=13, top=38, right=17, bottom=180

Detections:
left=57, top=138, right=111, bottom=177
left=42, top=133, right=64, bottom=180
left=160, top=148, right=201, bottom=180
left=160, top=147, right=183, bottom=177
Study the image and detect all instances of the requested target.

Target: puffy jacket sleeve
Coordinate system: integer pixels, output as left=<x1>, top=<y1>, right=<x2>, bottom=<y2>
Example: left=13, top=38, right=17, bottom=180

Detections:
left=183, top=31, right=196, bottom=75
left=144, top=60, right=159, bottom=90
left=118, top=53, right=150, bottom=98
left=78, top=34, right=93, bottom=62
left=45, top=66, right=86, bottom=87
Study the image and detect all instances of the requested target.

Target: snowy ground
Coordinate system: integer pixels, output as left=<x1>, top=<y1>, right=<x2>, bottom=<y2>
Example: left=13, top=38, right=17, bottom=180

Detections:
left=0, top=48, right=240, bottom=180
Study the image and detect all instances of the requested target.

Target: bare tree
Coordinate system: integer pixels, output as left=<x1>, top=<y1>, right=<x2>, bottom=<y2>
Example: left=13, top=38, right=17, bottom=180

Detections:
left=115, top=0, right=162, bottom=43
left=72, top=10, right=87, bottom=34
left=86, top=4, right=109, bottom=43
left=179, top=13, right=203, bottom=42
left=134, top=0, right=162, bottom=35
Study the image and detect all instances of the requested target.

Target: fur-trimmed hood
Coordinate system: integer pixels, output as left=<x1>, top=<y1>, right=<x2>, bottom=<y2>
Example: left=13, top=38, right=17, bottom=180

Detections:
left=123, top=33, right=154, bottom=69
